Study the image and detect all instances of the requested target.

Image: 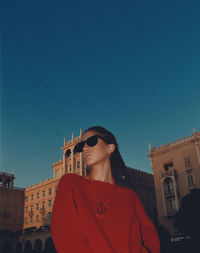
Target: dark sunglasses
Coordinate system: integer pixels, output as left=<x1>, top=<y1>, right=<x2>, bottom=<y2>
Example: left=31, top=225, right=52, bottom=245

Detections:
left=74, top=135, right=112, bottom=153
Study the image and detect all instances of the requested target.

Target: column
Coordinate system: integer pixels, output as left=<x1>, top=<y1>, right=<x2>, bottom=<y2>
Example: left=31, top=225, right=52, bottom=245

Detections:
left=63, top=153, right=66, bottom=174
left=195, top=141, right=200, bottom=167
left=71, top=151, right=74, bottom=173
left=80, top=152, right=83, bottom=176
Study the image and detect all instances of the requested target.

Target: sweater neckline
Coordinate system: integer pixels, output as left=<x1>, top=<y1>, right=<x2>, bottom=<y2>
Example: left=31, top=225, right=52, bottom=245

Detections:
left=87, top=174, right=115, bottom=186
left=83, top=175, right=115, bottom=186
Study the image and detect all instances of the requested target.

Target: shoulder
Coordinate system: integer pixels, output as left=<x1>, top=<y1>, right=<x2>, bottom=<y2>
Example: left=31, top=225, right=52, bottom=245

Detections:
left=58, top=174, right=86, bottom=189
left=127, top=188, right=141, bottom=202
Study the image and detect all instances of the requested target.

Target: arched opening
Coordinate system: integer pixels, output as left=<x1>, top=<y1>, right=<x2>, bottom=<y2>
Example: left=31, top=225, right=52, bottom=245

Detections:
left=65, top=149, right=71, bottom=158
left=5, top=178, right=11, bottom=187
left=33, top=239, right=42, bottom=253
left=163, top=177, right=174, bottom=194
left=15, top=242, right=23, bottom=253
left=43, top=237, right=57, bottom=253
left=163, top=177, right=177, bottom=215
left=23, top=240, right=32, bottom=253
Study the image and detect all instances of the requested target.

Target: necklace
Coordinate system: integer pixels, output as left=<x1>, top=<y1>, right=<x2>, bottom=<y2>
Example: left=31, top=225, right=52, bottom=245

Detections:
left=89, top=177, right=116, bottom=218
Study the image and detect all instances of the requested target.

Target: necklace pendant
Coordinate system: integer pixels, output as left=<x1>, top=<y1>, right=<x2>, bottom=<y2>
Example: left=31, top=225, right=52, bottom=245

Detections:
left=96, top=202, right=107, bottom=217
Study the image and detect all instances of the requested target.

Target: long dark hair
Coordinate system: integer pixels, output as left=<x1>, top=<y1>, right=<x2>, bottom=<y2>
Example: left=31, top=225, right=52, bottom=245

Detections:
left=83, top=126, right=129, bottom=186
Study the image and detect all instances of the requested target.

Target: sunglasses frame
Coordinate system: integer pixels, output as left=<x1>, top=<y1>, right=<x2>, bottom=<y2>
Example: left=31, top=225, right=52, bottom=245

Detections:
left=74, top=135, right=112, bottom=153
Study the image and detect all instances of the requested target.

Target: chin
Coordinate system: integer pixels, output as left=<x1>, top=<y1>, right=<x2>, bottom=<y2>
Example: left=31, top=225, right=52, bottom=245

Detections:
left=86, top=161, right=94, bottom=167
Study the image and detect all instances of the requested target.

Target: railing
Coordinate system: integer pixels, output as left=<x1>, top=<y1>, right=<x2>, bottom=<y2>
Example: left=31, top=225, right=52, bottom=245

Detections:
left=0, top=185, right=24, bottom=190
left=164, top=190, right=175, bottom=197
left=52, top=159, right=63, bottom=165
left=28, top=211, right=33, bottom=216
left=151, top=133, right=197, bottom=152
left=40, top=208, right=45, bottom=214
left=166, top=209, right=178, bottom=217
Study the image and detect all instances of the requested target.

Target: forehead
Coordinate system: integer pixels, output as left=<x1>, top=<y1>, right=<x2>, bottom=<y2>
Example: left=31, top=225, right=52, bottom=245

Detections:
left=82, top=130, right=99, bottom=140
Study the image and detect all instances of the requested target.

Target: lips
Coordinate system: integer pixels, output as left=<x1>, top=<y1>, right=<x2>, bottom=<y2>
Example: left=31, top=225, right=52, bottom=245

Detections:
left=84, top=153, right=91, bottom=159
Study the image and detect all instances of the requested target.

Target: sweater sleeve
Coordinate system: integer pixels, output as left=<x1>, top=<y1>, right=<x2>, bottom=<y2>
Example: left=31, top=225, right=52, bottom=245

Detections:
left=132, top=191, right=160, bottom=253
left=51, top=175, right=92, bottom=253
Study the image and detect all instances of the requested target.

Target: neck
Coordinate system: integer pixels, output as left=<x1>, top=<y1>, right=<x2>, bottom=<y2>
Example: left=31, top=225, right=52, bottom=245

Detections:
left=89, top=161, right=113, bottom=184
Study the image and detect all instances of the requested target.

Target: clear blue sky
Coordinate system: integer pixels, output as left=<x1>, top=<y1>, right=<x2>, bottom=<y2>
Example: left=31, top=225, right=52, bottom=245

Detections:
left=1, top=0, right=200, bottom=188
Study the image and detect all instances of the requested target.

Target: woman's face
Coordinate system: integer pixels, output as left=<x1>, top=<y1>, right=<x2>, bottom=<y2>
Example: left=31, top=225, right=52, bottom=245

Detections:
left=82, top=130, right=114, bottom=168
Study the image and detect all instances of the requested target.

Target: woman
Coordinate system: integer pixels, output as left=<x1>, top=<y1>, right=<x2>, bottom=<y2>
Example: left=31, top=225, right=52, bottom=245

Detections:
left=51, top=126, right=160, bottom=253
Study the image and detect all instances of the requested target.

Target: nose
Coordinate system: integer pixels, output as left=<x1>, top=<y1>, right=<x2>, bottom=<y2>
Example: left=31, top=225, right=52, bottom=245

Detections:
left=82, top=142, right=89, bottom=151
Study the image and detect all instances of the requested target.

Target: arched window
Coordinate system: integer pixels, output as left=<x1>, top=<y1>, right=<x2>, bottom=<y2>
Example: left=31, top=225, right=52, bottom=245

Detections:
left=24, top=240, right=32, bottom=253
left=15, top=241, right=22, bottom=253
left=34, top=239, right=42, bottom=253
left=44, top=237, right=57, bottom=253
left=163, top=177, right=174, bottom=194
left=65, top=149, right=71, bottom=158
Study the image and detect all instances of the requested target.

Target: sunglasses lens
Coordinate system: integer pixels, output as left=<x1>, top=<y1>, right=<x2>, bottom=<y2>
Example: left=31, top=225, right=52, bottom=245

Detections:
left=87, top=136, right=98, bottom=147
left=74, top=135, right=99, bottom=153
left=74, top=142, right=84, bottom=153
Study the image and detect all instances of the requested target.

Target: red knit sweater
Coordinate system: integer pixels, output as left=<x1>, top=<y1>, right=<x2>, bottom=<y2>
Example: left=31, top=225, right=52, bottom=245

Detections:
left=51, top=174, right=160, bottom=253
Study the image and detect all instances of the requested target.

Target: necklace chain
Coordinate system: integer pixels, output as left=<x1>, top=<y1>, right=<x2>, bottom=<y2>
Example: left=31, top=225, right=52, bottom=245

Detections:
left=89, top=177, right=116, bottom=218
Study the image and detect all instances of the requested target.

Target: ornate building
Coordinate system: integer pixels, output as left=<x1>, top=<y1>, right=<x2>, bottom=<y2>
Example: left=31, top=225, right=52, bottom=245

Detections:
left=23, top=130, right=87, bottom=230
left=0, top=171, right=24, bottom=253
left=149, top=129, right=200, bottom=233
left=0, top=171, right=24, bottom=232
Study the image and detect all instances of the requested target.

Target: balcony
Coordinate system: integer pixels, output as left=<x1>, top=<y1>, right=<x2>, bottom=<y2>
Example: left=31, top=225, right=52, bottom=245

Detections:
left=40, top=208, right=46, bottom=214
left=166, top=209, right=177, bottom=217
left=28, top=211, right=33, bottom=216
left=164, top=190, right=175, bottom=198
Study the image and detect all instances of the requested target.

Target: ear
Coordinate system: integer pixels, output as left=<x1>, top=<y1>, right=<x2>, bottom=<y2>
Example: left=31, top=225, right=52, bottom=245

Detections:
left=108, top=144, right=115, bottom=154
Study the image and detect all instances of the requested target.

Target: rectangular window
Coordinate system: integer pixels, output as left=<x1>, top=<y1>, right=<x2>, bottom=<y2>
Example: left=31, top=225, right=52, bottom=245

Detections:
left=30, top=205, right=33, bottom=212
left=37, top=192, right=39, bottom=199
left=25, top=218, right=27, bottom=224
left=166, top=198, right=175, bottom=212
left=55, top=170, right=59, bottom=178
left=48, top=199, right=51, bottom=207
left=36, top=203, right=39, bottom=210
left=187, top=174, right=195, bottom=186
left=48, top=188, right=52, bottom=195
left=25, top=206, right=28, bottom=213
left=30, top=217, right=33, bottom=223
left=36, top=215, right=39, bottom=222
left=48, top=212, right=52, bottom=219
left=42, top=202, right=45, bottom=209
left=31, top=194, right=34, bottom=201
left=25, top=196, right=28, bottom=202
left=42, top=190, right=45, bottom=197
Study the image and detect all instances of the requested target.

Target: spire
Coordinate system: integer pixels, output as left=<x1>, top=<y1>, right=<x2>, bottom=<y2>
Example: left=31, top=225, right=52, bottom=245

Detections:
left=80, top=128, right=82, bottom=137
left=193, top=128, right=196, bottom=134
left=149, top=142, right=152, bottom=151
left=72, top=132, right=74, bottom=141
left=64, top=137, right=66, bottom=146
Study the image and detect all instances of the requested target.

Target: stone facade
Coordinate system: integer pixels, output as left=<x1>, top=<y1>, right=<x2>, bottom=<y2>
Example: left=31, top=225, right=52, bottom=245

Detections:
left=0, top=171, right=24, bottom=253
left=149, top=129, right=200, bottom=233
left=23, top=130, right=87, bottom=229
left=125, top=167, right=157, bottom=220
left=0, top=171, right=24, bottom=232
